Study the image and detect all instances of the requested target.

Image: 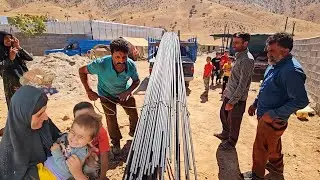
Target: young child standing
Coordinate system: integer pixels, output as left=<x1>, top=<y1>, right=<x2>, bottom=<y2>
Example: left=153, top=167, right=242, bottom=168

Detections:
left=222, top=58, right=232, bottom=94
left=73, top=102, right=110, bottom=180
left=211, top=52, right=221, bottom=85
left=203, top=56, right=214, bottom=96
left=44, top=114, right=100, bottom=180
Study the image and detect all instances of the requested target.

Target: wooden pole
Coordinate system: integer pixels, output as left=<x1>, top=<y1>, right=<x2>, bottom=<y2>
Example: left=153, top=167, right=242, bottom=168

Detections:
left=222, top=24, right=227, bottom=53
left=226, top=28, right=230, bottom=50
left=292, top=21, right=296, bottom=36
left=284, top=17, right=288, bottom=31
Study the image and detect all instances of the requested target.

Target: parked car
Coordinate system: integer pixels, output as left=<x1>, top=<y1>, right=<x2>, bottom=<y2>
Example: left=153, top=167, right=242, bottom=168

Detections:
left=148, top=37, right=198, bottom=88
left=44, top=39, right=111, bottom=56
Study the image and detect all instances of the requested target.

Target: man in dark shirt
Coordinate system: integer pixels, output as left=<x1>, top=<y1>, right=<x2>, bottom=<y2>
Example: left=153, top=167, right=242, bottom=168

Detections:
left=246, top=33, right=309, bottom=179
left=211, top=52, right=221, bottom=85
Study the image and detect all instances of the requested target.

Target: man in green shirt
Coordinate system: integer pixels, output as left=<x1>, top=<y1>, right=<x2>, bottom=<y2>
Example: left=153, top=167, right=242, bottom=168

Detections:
left=79, top=38, right=140, bottom=154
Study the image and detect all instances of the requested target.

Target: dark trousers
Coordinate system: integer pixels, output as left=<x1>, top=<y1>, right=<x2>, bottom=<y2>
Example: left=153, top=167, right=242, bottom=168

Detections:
left=211, top=70, right=221, bottom=84
left=222, top=76, right=229, bottom=93
left=252, top=119, right=287, bottom=178
left=2, top=74, right=21, bottom=109
left=220, top=97, right=246, bottom=146
left=101, top=96, right=139, bottom=147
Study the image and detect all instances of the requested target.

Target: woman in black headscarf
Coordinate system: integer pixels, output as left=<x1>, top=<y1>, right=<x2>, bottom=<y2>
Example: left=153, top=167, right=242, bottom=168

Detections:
left=0, top=85, right=89, bottom=180
left=0, top=85, right=58, bottom=179
left=0, top=31, right=33, bottom=108
left=0, top=31, right=33, bottom=136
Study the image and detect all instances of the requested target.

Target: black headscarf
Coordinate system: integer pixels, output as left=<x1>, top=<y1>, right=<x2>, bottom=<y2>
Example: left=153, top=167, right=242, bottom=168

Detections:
left=0, top=31, right=12, bottom=56
left=0, top=31, right=34, bottom=79
left=0, top=31, right=12, bottom=76
left=0, top=85, right=59, bottom=180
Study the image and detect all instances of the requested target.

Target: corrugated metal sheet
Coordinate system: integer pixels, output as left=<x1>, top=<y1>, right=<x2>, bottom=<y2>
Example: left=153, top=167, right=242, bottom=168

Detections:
left=0, top=16, right=8, bottom=25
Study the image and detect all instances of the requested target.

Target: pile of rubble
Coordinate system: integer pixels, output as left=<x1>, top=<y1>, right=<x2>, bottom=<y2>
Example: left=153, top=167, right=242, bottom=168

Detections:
left=26, top=53, right=97, bottom=97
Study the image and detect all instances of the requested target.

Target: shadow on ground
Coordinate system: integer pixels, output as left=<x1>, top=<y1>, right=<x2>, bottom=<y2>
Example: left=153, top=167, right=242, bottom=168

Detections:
left=186, top=87, right=192, bottom=96
left=210, top=83, right=222, bottom=91
left=200, top=91, right=208, bottom=103
left=216, top=145, right=243, bottom=180
left=133, top=77, right=149, bottom=95
left=109, top=140, right=132, bottom=170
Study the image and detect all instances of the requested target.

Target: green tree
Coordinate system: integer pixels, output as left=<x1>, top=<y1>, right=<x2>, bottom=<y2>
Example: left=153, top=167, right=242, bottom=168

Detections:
left=8, top=14, right=47, bottom=36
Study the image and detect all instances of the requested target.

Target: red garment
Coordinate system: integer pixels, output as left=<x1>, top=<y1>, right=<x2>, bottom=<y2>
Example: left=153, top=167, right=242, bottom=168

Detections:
left=91, top=127, right=110, bottom=155
left=220, top=55, right=230, bottom=67
left=203, top=63, right=214, bottom=77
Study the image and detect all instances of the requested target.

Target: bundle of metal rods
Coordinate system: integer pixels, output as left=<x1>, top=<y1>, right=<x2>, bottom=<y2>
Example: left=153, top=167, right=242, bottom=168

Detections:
left=123, top=32, right=197, bottom=180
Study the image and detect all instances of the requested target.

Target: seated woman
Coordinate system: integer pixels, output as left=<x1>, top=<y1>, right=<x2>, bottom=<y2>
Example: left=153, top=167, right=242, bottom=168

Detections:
left=0, top=85, right=89, bottom=180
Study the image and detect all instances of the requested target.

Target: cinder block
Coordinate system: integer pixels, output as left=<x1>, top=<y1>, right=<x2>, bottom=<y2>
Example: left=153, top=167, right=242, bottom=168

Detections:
left=316, top=58, right=320, bottom=65
left=311, top=51, right=318, bottom=58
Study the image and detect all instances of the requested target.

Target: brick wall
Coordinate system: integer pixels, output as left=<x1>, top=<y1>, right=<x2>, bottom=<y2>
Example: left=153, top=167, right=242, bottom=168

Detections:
left=292, top=37, right=320, bottom=114
left=15, top=33, right=91, bottom=56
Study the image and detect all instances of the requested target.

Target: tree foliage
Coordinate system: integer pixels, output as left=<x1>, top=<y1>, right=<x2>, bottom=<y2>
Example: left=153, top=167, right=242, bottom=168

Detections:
left=8, top=14, right=47, bottom=36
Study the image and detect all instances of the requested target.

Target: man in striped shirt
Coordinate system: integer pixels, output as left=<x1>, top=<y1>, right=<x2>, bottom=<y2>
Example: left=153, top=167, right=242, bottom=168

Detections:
left=214, top=32, right=255, bottom=149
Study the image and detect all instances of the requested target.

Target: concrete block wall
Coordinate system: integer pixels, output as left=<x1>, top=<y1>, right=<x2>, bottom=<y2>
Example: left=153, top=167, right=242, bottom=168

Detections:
left=15, top=33, right=91, bottom=56
left=292, top=37, right=320, bottom=114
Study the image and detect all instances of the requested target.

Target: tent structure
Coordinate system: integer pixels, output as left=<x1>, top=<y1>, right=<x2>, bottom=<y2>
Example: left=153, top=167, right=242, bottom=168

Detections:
left=122, top=37, right=148, bottom=60
left=197, top=38, right=223, bottom=53
left=0, top=16, right=8, bottom=25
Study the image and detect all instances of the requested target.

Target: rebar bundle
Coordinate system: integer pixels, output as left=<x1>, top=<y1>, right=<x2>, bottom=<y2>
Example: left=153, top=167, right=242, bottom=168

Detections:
left=123, top=32, right=197, bottom=180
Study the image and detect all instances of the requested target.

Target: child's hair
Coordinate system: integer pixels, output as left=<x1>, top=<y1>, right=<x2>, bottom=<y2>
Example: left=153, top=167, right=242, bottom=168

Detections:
left=206, top=56, right=211, bottom=61
left=72, top=114, right=100, bottom=139
left=73, top=102, right=94, bottom=116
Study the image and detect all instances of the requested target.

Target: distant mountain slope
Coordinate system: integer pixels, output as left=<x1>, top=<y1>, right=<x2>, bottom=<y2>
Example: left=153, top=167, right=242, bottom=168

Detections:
left=0, top=0, right=319, bottom=39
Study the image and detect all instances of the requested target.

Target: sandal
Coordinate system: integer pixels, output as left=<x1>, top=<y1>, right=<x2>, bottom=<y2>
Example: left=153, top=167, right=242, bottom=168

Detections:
left=266, top=162, right=283, bottom=175
left=213, top=133, right=228, bottom=141
left=0, top=128, right=4, bottom=137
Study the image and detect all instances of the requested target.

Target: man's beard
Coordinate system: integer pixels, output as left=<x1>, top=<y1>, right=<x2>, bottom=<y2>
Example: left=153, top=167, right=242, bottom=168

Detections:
left=116, top=64, right=125, bottom=69
left=268, top=58, right=276, bottom=65
left=234, top=46, right=246, bottom=52
left=267, top=55, right=277, bottom=65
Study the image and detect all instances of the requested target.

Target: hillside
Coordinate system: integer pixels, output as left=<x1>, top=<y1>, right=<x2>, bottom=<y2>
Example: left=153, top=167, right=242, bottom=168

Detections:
left=103, top=0, right=320, bottom=38
left=0, top=0, right=320, bottom=39
left=215, top=0, right=320, bottom=23
left=1, top=0, right=320, bottom=22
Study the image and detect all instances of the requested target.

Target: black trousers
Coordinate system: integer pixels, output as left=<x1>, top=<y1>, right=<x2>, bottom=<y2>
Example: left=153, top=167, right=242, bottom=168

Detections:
left=222, top=76, right=229, bottom=93
left=220, top=97, right=246, bottom=146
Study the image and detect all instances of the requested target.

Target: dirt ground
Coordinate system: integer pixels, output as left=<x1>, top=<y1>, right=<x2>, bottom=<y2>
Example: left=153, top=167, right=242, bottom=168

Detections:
left=0, top=54, right=320, bottom=180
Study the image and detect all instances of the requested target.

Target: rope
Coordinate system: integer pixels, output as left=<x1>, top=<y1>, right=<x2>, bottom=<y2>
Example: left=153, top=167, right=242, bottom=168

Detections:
left=93, top=96, right=189, bottom=116
left=99, top=95, right=145, bottom=109
left=93, top=100, right=116, bottom=116
left=93, top=95, right=145, bottom=116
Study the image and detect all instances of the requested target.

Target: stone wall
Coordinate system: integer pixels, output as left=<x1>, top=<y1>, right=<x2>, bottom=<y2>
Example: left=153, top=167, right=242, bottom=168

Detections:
left=15, top=33, right=91, bottom=56
left=292, top=37, right=320, bottom=114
